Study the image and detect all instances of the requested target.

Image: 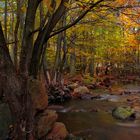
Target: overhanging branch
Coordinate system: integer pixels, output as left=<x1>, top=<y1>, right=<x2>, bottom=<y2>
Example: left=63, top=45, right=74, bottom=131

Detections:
left=48, top=0, right=105, bottom=38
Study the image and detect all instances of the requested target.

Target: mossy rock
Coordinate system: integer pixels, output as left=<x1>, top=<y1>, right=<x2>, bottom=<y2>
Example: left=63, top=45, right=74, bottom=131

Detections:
left=112, top=107, right=135, bottom=120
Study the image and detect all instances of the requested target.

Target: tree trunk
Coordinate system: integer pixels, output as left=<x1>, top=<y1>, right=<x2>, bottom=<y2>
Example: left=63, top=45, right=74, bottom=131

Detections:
left=89, top=58, right=94, bottom=77
left=70, top=34, right=76, bottom=75
left=0, top=21, right=36, bottom=140
left=0, top=22, right=25, bottom=140
left=70, top=50, right=76, bottom=75
left=4, top=0, right=8, bottom=42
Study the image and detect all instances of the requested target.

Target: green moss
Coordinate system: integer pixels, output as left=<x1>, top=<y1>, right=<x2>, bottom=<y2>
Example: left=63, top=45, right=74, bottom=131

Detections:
left=112, top=107, right=134, bottom=120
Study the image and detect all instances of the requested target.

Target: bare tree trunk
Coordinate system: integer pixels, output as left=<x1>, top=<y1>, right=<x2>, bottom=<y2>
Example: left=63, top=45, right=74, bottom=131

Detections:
left=20, top=0, right=39, bottom=74
left=14, top=0, right=22, bottom=70
left=89, top=47, right=95, bottom=77
left=70, top=33, right=76, bottom=75
left=29, top=0, right=69, bottom=78
left=54, top=32, right=62, bottom=72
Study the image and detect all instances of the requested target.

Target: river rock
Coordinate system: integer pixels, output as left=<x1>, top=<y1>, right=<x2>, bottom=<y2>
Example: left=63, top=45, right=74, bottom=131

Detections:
left=47, top=122, right=68, bottom=140
left=68, top=83, right=78, bottom=90
left=80, top=94, right=95, bottom=100
left=73, top=86, right=90, bottom=99
left=112, top=107, right=135, bottom=120
left=28, top=78, right=48, bottom=111
left=36, top=110, right=58, bottom=139
left=74, top=86, right=89, bottom=94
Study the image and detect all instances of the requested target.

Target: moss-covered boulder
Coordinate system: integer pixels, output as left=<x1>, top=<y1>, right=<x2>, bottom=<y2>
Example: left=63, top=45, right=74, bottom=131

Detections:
left=112, top=107, right=135, bottom=120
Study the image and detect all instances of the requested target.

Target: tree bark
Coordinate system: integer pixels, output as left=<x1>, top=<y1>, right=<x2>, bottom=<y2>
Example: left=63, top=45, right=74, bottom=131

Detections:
left=29, top=0, right=69, bottom=78
left=19, top=0, right=40, bottom=75
left=0, top=22, right=25, bottom=140
left=4, top=0, right=8, bottom=42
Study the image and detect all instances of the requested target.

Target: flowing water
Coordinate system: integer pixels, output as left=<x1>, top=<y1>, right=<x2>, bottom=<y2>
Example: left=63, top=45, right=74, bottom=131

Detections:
left=58, top=99, right=140, bottom=140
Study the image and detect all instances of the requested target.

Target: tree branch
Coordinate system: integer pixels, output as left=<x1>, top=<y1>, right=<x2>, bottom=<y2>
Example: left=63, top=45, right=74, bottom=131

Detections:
left=0, top=22, right=9, bottom=54
left=49, top=3, right=140, bottom=38
left=48, top=0, right=105, bottom=38
left=29, top=0, right=69, bottom=77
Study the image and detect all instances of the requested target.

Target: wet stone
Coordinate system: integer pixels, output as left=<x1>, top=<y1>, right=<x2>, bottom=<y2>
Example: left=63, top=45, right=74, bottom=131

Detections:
left=112, top=107, right=136, bottom=121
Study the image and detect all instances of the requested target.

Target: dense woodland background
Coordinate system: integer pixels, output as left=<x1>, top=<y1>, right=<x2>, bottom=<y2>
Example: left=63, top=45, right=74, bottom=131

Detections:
left=0, top=0, right=140, bottom=140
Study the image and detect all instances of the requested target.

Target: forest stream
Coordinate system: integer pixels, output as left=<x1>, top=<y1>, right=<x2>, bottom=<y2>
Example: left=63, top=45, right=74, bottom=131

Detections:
left=1, top=84, right=140, bottom=140
left=57, top=84, right=140, bottom=140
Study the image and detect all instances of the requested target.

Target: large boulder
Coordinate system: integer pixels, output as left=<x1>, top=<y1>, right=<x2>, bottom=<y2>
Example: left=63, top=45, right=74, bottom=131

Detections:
left=36, top=110, right=58, bottom=139
left=47, top=122, right=68, bottom=140
left=28, top=78, right=48, bottom=111
left=73, top=86, right=90, bottom=98
left=67, top=83, right=78, bottom=90
left=74, top=86, right=89, bottom=94
left=112, top=107, right=135, bottom=120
